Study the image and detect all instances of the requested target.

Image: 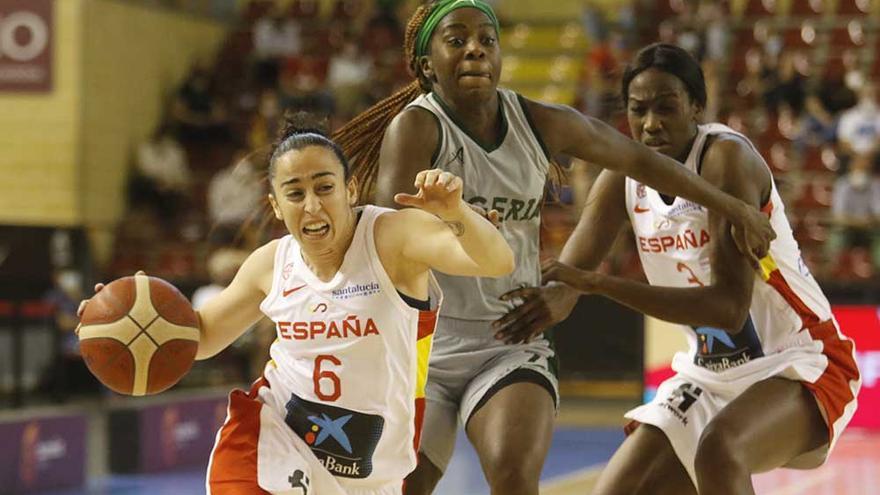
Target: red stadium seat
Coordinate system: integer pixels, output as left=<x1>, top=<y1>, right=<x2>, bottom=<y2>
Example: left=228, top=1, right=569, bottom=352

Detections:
left=800, top=146, right=839, bottom=173
left=836, top=0, right=872, bottom=15
left=781, top=24, right=816, bottom=48
left=768, top=142, right=793, bottom=174
left=745, top=0, right=777, bottom=16
left=788, top=0, right=824, bottom=15
left=832, top=248, right=875, bottom=280
left=287, top=0, right=319, bottom=19
left=157, top=245, right=197, bottom=279
left=795, top=176, right=834, bottom=209
left=242, top=0, right=273, bottom=24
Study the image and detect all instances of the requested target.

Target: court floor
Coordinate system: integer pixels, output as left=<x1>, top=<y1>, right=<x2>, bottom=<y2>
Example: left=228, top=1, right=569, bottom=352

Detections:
left=38, top=425, right=880, bottom=495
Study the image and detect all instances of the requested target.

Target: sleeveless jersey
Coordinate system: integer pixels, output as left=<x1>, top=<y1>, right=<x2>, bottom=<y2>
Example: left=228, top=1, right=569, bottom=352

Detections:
left=406, top=88, right=551, bottom=320
left=258, top=206, right=441, bottom=488
left=624, top=123, right=835, bottom=373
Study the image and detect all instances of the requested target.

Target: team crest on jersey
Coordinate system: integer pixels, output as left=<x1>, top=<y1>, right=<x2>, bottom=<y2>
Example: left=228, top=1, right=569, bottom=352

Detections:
left=282, top=263, right=294, bottom=280
left=636, top=183, right=647, bottom=198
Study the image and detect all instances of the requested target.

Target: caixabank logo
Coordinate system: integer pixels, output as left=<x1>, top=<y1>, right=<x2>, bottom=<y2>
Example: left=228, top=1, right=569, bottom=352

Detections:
left=285, top=393, right=385, bottom=478
left=692, top=317, right=764, bottom=372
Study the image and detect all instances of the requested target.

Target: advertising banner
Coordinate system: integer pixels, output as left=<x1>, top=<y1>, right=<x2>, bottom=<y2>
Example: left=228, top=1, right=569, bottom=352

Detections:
left=139, top=396, right=228, bottom=471
left=834, top=306, right=880, bottom=428
left=0, top=414, right=87, bottom=492
left=0, top=0, right=53, bottom=92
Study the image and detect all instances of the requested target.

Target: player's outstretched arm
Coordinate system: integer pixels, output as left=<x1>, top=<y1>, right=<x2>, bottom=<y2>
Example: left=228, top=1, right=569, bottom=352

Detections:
left=194, top=240, right=276, bottom=359
left=377, top=169, right=514, bottom=278
left=544, top=137, right=768, bottom=334
left=522, top=97, right=775, bottom=266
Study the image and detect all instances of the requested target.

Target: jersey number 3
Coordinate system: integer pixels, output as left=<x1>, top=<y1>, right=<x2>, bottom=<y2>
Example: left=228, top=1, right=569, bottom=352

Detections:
left=313, top=355, right=341, bottom=401
left=676, top=262, right=704, bottom=287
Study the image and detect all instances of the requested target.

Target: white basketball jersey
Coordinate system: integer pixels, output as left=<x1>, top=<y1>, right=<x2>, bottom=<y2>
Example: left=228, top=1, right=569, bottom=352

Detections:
left=624, top=123, right=834, bottom=373
left=406, top=88, right=550, bottom=320
left=258, top=205, right=441, bottom=488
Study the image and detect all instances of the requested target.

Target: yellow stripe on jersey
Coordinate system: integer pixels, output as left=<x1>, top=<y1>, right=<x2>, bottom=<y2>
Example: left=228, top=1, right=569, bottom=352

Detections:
left=414, top=333, right=433, bottom=399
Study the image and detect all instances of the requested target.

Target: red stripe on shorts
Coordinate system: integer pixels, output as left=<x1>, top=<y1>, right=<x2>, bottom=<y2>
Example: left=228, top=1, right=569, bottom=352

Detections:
left=413, top=397, right=426, bottom=452
left=208, top=380, right=271, bottom=494
left=802, top=320, right=860, bottom=443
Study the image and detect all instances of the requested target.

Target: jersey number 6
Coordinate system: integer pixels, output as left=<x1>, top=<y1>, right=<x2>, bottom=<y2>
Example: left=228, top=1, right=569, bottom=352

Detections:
left=313, top=355, right=342, bottom=401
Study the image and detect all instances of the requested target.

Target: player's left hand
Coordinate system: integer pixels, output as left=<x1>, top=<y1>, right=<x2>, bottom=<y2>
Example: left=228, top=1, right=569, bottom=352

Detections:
left=731, top=205, right=775, bottom=268
left=540, top=260, right=600, bottom=295
left=394, top=169, right=465, bottom=221
left=493, top=279, right=579, bottom=344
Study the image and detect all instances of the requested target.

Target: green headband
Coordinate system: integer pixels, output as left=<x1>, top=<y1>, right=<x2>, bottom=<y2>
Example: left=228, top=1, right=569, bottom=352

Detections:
left=415, top=0, right=500, bottom=58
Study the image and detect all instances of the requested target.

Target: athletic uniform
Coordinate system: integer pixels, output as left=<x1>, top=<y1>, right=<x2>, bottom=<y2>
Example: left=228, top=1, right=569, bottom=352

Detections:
left=207, top=206, right=442, bottom=495
left=623, top=123, right=861, bottom=485
left=406, top=88, right=559, bottom=472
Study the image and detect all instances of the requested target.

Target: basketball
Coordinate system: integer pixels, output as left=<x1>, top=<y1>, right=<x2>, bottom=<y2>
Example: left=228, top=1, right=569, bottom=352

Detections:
left=77, top=273, right=200, bottom=396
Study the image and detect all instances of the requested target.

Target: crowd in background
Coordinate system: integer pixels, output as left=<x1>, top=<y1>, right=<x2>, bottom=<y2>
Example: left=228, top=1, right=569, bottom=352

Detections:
left=37, top=0, right=880, bottom=400
left=570, top=0, right=880, bottom=281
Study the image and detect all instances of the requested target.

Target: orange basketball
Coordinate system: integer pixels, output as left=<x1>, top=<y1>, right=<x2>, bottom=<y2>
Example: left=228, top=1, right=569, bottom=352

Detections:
left=78, top=273, right=200, bottom=396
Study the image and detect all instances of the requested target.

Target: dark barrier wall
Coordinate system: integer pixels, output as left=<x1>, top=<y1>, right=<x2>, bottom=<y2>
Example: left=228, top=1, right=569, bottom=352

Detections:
left=553, top=296, right=645, bottom=382
left=0, top=413, right=87, bottom=493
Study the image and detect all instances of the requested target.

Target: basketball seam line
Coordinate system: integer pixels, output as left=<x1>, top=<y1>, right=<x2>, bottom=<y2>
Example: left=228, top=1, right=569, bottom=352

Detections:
left=141, top=314, right=163, bottom=348
left=124, top=314, right=160, bottom=348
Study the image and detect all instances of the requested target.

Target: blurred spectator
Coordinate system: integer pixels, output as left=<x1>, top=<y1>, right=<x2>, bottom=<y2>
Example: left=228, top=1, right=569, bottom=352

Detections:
left=699, top=1, right=729, bottom=120
left=327, top=38, right=373, bottom=119
left=128, top=123, right=191, bottom=227
left=207, top=149, right=265, bottom=244
left=42, top=269, right=101, bottom=399
left=754, top=21, right=783, bottom=63
left=580, top=2, right=608, bottom=43
left=252, top=5, right=302, bottom=88
left=829, top=153, right=880, bottom=265
left=764, top=52, right=806, bottom=116
left=671, top=0, right=703, bottom=60
left=837, top=82, right=880, bottom=166
left=172, top=63, right=228, bottom=141
left=279, top=55, right=335, bottom=115
left=577, top=29, right=625, bottom=123
left=191, top=248, right=249, bottom=309
left=700, top=1, right=728, bottom=66
left=794, top=75, right=855, bottom=152
left=248, top=89, right=282, bottom=150
left=843, top=49, right=866, bottom=94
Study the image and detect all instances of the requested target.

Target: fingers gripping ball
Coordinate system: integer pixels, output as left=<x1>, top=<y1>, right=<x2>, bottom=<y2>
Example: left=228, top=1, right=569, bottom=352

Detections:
left=78, top=274, right=200, bottom=396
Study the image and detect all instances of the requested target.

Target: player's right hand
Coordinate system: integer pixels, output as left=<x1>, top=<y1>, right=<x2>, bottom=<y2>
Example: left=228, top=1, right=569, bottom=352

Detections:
left=76, top=283, right=104, bottom=319
left=492, top=281, right=579, bottom=344
left=76, top=270, right=145, bottom=318
left=394, top=169, right=465, bottom=221
left=731, top=204, right=775, bottom=268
